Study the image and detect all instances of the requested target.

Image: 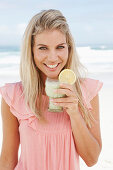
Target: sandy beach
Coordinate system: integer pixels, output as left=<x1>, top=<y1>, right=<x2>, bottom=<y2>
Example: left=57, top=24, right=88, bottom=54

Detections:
left=0, top=73, right=113, bottom=170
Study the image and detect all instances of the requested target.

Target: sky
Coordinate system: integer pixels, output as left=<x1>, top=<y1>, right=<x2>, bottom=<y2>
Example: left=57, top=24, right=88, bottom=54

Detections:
left=0, top=0, right=113, bottom=46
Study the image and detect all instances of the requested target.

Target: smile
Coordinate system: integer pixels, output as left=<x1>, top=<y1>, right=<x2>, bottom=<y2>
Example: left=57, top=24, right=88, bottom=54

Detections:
left=44, top=63, right=60, bottom=71
left=46, top=64, right=58, bottom=68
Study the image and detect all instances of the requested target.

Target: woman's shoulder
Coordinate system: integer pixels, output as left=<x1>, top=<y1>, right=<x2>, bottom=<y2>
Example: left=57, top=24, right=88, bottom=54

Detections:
left=80, top=77, right=103, bottom=90
left=0, top=81, right=23, bottom=99
left=2, top=81, right=23, bottom=90
left=80, top=77, right=101, bottom=85
left=79, top=77, right=103, bottom=103
left=4, top=81, right=22, bottom=87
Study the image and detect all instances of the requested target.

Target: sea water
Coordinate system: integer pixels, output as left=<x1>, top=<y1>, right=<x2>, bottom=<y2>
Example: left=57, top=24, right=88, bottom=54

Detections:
left=0, top=44, right=113, bottom=87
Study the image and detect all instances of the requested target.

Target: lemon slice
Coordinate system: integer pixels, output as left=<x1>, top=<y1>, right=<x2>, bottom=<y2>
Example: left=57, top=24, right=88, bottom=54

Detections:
left=58, top=69, right=76, bottom=85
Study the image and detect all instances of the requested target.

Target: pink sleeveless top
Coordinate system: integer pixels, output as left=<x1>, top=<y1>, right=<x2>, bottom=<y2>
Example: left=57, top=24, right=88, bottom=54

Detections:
left=0, top=78, right=103, bottom=170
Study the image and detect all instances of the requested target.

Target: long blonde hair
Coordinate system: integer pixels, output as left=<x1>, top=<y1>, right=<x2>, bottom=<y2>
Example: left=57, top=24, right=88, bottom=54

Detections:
left=20, top=9, right=93, bottom=128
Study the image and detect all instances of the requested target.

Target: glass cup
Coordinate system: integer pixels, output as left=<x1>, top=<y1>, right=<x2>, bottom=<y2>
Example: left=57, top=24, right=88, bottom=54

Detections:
left=45, top=77, right=66, bottom=112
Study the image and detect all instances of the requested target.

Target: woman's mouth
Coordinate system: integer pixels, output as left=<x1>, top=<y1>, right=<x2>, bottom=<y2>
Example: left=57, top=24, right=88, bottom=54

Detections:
left=44, top=63, right=60, bottom=71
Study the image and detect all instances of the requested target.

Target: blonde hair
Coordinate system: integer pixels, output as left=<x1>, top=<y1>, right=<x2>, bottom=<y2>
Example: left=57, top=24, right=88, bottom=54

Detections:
left=20, top=9, right=93, bottom=128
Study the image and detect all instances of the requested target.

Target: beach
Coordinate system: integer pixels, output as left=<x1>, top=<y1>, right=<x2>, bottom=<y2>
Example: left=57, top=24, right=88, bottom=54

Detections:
left=0, top=46, right=113, bottom=169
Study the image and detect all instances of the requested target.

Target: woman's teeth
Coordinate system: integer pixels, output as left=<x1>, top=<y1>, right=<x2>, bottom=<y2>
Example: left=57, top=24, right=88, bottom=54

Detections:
left=46, top=64, right=58, bottom=68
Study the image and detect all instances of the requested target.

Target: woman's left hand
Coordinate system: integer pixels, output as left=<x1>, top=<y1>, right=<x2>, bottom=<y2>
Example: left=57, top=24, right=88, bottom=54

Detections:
left=51, top=83, right=79, bottom=116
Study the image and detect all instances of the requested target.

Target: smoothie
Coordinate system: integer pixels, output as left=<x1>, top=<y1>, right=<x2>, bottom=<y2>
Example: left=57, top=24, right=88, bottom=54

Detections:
left=45, top=78, right=66, bottom=112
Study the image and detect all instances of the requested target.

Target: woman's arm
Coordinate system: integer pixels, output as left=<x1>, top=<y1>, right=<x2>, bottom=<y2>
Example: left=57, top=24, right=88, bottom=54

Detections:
left=0, top=98, right=20, bottom=170
left=70, top=94, right=102, bottom=167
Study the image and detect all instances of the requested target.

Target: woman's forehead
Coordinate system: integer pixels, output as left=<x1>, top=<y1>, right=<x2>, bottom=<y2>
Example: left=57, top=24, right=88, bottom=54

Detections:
left=34, top=29, right=67, bottom=45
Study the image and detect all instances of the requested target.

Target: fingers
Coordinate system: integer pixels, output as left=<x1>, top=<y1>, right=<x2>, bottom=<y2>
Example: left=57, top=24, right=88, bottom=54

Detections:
left=54, top=88, right=75, bottom=97
left=59, top=83, right=74, bottom=91
left=51, top=83, right=79, bottom=112
left=58, top=83, right=78, bottom=97
left=51, top=96, right=78, bottom=104
left=53, top=102, right=78, bottom=110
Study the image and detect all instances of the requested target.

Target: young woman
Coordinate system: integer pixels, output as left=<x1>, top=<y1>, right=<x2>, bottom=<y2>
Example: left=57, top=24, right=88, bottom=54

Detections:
left=0, top=9, right=103, bottom=170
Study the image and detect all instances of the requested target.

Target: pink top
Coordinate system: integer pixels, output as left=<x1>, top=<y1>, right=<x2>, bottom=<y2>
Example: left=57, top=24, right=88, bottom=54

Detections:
left=0, top=78, right=103, bottom=170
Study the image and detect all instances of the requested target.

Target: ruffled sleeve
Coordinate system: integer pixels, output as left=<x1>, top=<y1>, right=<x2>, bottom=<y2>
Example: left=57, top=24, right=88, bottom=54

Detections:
left=81, top=78, right=103, bottom=110
left=0, top=82, right=33, bottom=122
left=0, top=83, right=15, bottom=107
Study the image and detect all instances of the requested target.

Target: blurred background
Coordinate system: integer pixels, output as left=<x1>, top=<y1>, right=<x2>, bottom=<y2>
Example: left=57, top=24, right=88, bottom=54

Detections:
left=0, top=0, right=113, bottom=169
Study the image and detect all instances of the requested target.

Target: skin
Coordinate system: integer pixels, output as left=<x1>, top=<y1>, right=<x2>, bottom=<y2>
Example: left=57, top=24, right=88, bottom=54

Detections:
left=0, top=29, right=102, bottom=168
left=33, top=29, right=102, bottom=166
left=33, top=29, right=69, bottom=86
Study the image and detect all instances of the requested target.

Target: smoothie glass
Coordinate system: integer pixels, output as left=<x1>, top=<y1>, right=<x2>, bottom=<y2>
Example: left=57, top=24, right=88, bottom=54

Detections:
left=45, top=78, right=66, bottom=112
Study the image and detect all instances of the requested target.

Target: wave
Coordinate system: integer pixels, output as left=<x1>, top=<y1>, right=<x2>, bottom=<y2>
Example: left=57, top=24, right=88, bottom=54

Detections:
left=76, top=46, right=113, bottom=64
left=0, top=46, right=113, bottom=74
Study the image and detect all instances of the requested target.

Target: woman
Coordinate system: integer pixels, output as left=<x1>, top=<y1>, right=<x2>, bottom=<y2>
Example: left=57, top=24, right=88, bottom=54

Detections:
left=0, top=9, right=103, bottom=170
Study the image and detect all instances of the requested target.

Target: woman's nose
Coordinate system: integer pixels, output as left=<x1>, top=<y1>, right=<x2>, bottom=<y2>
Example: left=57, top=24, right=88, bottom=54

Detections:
left=47, top=50, right=58, bottom=62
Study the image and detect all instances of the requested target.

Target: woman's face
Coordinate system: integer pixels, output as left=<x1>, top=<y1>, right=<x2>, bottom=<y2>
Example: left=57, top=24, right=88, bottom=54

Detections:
left=33, top=29, right=68, bottom=80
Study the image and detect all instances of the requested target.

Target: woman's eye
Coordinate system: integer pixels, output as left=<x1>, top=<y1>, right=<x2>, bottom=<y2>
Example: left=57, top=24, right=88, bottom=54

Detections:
left=57, top=46, right=65, bottom=49
left=38, top=46, right=65, bottom=50
left=39, top=47, right=47, bottom=50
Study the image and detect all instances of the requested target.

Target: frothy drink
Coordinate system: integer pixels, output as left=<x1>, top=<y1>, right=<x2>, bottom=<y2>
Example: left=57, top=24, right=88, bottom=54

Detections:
left=45, top=78, right=66, bottom=112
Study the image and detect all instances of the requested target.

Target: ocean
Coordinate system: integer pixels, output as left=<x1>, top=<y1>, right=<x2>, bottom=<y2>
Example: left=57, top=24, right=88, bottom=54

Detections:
left=0, top=45, right=113, bottom=87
